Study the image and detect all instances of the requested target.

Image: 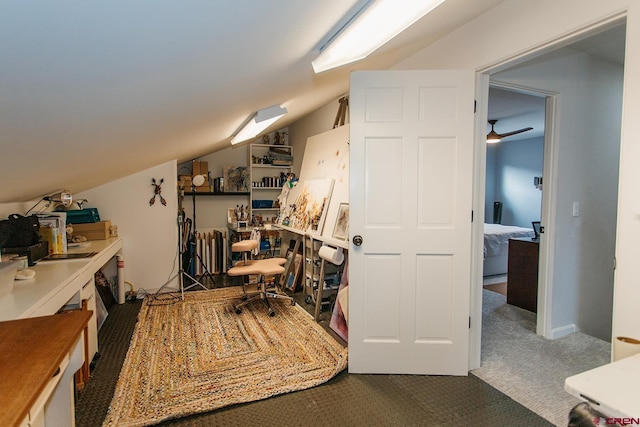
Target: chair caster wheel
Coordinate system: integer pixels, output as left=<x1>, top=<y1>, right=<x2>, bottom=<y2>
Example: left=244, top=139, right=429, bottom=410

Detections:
left=290, top=300, right=296, bottom=306
left=235, top=308, right=242, bottom=314
left=268, top=310, right=275, bottom=317
left=305, top=296, right=312, bottom=304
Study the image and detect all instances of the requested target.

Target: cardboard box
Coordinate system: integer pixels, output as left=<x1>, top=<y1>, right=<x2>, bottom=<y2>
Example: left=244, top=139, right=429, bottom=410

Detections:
left=192, top=160, right=208, bottom=177
left=71, top=220, right=112, bottom=240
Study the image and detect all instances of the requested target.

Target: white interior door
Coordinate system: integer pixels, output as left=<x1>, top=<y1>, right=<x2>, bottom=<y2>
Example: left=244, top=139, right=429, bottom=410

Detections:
left=349, top=70, right=476, bottom=375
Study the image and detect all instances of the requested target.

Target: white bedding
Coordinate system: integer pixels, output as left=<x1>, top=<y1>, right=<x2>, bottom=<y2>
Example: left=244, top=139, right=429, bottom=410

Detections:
left=484, top=223, right=535, bottom=258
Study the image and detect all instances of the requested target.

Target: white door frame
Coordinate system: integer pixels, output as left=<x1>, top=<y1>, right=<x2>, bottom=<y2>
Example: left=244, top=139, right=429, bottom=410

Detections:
left=484, top=81, right=559, bottom=338
left=468, top=13, right=625, bottom=370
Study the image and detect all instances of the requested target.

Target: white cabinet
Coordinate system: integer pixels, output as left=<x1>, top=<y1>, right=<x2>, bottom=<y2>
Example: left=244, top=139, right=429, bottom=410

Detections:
left=249, top=143, right=293, bottom=223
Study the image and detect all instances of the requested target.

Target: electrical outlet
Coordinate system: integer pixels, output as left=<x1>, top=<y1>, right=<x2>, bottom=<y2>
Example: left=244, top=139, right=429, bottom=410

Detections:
left=572, top=201, right=580, bottom=217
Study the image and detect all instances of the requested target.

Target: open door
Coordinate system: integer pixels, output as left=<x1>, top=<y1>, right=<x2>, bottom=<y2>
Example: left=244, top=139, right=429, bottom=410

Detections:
left=349, top=70, right=476, bottom=375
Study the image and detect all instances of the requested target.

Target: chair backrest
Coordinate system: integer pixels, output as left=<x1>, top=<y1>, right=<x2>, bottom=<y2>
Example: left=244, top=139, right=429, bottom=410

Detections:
left=231, top=239, right=259, bottom=253
left=532, top=221, right=541, bottom=240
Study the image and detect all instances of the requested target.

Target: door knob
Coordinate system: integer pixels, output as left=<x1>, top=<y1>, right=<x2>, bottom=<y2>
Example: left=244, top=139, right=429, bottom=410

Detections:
left=353, top=235, right=363, bottom=246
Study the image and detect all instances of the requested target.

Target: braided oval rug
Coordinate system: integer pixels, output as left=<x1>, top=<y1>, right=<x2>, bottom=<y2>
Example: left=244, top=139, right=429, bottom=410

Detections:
left=103, top=288, right=348, bottom=427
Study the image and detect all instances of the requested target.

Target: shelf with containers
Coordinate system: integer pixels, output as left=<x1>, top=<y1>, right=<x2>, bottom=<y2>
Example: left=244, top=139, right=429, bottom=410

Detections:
left=249, top=143, right=293, bottom=225
left=303, top=234, right=345, bottom=320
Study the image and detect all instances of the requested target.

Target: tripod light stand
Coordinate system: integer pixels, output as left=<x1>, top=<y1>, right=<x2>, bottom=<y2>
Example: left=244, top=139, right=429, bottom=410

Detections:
left=182, top=174, right=216, bottom=293
left=155, top=175, right=214, bottom=301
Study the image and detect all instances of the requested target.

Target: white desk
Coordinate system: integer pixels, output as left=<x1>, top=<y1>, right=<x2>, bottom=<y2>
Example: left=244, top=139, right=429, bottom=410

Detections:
left=0, top=237, right=122, bottom=321
left=565, top=353, right=640, bottom=418
left=0, top=237, right=122, bottom=427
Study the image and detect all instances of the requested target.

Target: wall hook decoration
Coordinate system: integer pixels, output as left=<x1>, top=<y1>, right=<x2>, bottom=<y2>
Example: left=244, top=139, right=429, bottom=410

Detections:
left=150, top=178, right=167, bottom=206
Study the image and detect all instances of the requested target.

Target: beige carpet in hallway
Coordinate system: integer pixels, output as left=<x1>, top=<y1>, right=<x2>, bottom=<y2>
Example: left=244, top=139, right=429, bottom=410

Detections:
left=472, top=289, right=610, bottom=426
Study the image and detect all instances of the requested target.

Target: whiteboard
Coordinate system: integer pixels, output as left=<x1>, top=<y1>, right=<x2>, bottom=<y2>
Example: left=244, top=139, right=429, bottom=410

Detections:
left=299, top=125, right=349, bottom=241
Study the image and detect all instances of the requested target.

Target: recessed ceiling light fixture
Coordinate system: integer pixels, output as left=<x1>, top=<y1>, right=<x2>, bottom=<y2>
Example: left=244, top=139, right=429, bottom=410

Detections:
left=230, top=105, right=288, bottom=145
left=312, top=0, right=446, bottom=73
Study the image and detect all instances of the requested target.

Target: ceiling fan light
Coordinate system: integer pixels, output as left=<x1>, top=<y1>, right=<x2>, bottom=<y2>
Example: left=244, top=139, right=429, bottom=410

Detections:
left=486, top=131, right=501, bottom=143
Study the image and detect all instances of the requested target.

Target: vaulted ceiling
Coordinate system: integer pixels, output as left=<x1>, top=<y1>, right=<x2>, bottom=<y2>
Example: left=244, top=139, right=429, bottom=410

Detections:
left=0, top=1, right=625, bottom=203
left=0, top=0, right=508, bottom=203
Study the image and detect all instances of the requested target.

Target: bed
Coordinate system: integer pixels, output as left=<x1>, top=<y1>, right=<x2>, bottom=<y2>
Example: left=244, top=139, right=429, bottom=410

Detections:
left=483, top=223, right=535, bottom=276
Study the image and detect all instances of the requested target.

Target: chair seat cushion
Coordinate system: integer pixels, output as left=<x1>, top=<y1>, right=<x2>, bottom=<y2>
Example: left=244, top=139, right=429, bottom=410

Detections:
left=232, top=257, right=286, bottom=267
left=227, top=259, right=286, bottom=276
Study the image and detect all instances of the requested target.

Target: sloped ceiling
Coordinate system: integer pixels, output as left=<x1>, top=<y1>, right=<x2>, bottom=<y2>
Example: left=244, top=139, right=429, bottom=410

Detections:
left=1, top=0, right=508, bottom=203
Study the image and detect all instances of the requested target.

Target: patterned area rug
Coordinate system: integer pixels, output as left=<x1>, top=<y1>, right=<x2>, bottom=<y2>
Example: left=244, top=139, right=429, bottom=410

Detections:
left=103, top=288, right=348, bottom=427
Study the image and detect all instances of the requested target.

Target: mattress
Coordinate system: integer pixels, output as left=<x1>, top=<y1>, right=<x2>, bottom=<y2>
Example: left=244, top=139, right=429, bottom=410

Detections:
left=484, top=223, right=535, bottom=258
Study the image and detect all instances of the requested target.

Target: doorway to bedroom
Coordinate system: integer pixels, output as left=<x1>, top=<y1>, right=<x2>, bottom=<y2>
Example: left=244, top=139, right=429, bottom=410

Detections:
left=482, top=86, right=545, bottom=305
left=481, top=21, right=624, bottom=342
left=475, top=23, right=624, bottom=422
left=484, top=20, right=626, bottom=341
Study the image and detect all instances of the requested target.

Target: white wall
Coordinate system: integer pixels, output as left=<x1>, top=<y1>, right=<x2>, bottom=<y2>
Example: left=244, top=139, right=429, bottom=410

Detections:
left=488, top=136, right=544, bottom=228
left=75, top=160, right=179, bottom=293
left=0, top=161, right=180, bottom=294
left=493, top=52, right=622, bottom=341
left=396, top=0, right=635, bottom=345
left=0, top=202, right=35, bottom=219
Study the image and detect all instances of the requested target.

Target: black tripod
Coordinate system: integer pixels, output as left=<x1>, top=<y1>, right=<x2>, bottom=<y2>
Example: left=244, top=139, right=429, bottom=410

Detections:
left=182, top=185, right=216, bottom=291
left=154, top=185, right=214, bottom=301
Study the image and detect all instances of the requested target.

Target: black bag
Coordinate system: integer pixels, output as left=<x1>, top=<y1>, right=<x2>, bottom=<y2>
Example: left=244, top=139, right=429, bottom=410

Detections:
left=0, top=214, right=41, bottom=248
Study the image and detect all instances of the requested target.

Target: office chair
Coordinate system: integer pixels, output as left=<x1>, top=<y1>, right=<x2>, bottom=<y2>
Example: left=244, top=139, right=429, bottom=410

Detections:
left=227, top=238, right=295, bottom=317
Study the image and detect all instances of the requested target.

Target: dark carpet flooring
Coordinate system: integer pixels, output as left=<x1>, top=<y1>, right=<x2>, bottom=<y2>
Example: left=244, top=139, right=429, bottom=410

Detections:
left=75, top=284, right=553, bottom=427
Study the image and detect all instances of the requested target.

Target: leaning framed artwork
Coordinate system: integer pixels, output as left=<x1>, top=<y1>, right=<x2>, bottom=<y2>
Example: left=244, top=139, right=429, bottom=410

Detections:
left=332, top=203, right=349, bottom=241
left=284, top=250, right=303, bottom=292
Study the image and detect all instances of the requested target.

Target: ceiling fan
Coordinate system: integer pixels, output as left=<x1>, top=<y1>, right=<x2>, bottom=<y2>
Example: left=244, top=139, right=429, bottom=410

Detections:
left=486, top=119, right=533, bottom=143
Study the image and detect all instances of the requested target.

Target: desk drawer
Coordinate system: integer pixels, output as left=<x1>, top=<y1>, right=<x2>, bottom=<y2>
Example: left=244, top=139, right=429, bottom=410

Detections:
left=29, top=353, right=69, bottom=426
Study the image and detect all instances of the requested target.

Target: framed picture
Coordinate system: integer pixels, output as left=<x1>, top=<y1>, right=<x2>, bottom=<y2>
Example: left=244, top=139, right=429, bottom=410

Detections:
left=222, top=166, right=249, bottom=192
left=284, top=249, right=303, bottom=292
left=332, top=203, right=349, bottom=241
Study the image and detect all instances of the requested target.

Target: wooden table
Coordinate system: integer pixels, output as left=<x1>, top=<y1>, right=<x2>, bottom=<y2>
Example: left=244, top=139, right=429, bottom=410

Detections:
left=0, top=310, right=92, bottom=427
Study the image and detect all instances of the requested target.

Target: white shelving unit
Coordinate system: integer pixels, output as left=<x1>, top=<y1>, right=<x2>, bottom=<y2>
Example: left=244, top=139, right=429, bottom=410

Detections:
left=249, top=143, right=293, bottom=223
left=303, top=234, right=344, bottom=314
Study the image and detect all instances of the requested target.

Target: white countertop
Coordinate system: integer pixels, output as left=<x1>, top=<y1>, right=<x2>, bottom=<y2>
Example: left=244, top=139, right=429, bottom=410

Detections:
left=565, top=353, right=640, bottom=418
left=0, top=238, right=122, bottom=321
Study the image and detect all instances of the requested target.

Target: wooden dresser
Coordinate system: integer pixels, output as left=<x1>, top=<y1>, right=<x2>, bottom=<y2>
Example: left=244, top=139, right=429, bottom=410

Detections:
left=507, top=237, right=539, bottom=312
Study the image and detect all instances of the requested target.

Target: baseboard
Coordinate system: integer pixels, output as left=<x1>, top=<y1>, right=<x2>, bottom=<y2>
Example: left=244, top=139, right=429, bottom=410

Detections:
left=551, top=324, right=576, bottom=339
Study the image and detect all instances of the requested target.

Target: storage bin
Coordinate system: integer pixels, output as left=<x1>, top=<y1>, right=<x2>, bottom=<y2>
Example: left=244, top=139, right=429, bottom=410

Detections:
left=252, top=200, right=273, bottom=209
left=66, top=208, right=101, bottom=224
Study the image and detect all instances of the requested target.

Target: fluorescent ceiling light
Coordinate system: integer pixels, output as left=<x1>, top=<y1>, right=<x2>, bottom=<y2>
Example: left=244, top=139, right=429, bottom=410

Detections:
left=312, top=0, right=446, bottom=73
left=230, top=105, right=287, bottom=145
